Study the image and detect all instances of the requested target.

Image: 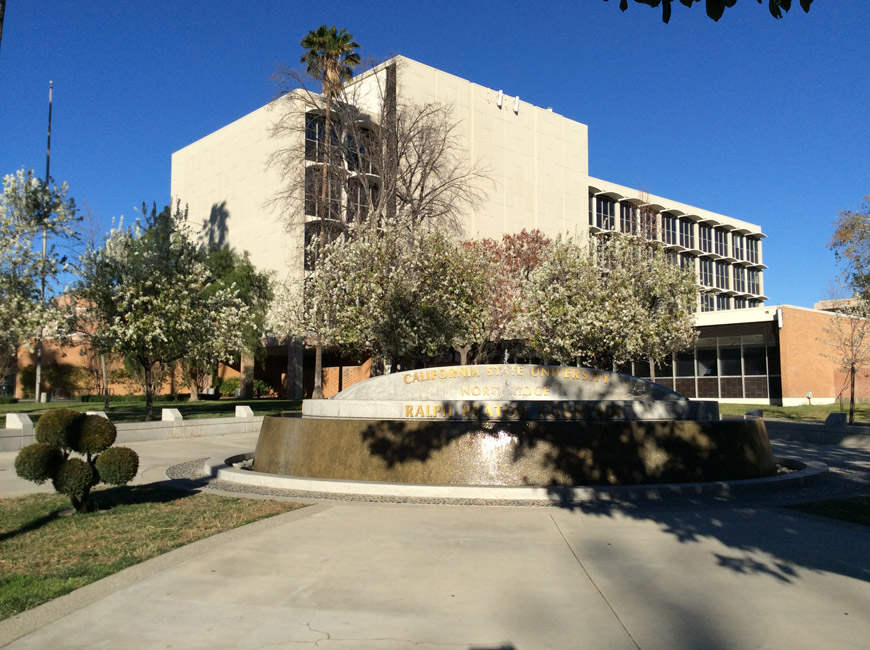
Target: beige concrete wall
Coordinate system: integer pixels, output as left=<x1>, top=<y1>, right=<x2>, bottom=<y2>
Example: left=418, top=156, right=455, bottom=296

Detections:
left=170, top=100, right=303, bottom=285
left=391, top=57, right=589, bottom=240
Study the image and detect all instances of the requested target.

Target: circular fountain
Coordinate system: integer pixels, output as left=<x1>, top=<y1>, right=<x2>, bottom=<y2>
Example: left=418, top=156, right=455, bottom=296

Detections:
left=252, top=364, right=777, bottom=487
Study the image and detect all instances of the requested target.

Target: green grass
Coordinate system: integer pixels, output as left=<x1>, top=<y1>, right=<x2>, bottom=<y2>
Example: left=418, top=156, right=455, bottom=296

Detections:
left=0, top=398, right=302, bottom=423
left=789, top=496, right=870, bottom=527
left=718, top=402, right=870, bottom=423
left=0, top=485, right=303, bottom=620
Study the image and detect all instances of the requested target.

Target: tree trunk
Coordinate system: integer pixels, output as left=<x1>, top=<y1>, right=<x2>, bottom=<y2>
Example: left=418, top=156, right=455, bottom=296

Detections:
left=240, top=351, right=255, bottom=399
left=312, top=337, right=324, bottom=399
left=144, top=364, right=154, bottom=422
left=458, top=346, right=469, bottom=366
left=100, top=353, right=109, bottom=411
left=850, top=363, right=856, bottom=424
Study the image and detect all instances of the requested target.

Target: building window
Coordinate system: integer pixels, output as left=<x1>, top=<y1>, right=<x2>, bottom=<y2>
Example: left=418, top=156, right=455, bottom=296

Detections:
left=345, top=127, right=377, bottom=175
left=733, top=266, right=746, bottom=293
left=747, top=237, right=759, bottom=264
left=734, top=296, right=747, bottom=309
left=732, top=233, right=745, bottom=260
left=716, top=294, right=731, bottom=311
left=700, top=294, right=715, bottom=312
left=595, top=197, right=616, bottom=230
left=715, top=228, right=728, bottom=256
left=666, top=250, right=678, bottom=265
left=304, top=113, right=340, bottom=164
left=699, top=258, right=714, bottom=286
left=679, top=219, right=694, bottom=248
left=346, top=178, right=379, bottom=224
left=662, top=215, right=677, bottom=245
left=639, top=208, right=657, bottom=240
left=680, top=253, right=695, bottom=279
left=304, top=166, right=342, bottom=220
left=747, top=268, right=760, bottom=294
left=699, top=224, right=712, bottom=253
left=715, top=261, right=729, bottom=289
left=620, top=202, right=637, bottom=234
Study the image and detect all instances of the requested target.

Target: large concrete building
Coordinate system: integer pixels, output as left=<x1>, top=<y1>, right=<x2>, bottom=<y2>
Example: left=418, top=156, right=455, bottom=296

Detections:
left=169, top=56, right=855, bottom=406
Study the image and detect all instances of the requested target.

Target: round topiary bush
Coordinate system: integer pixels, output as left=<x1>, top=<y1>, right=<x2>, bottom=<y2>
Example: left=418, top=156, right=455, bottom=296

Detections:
left=69, top=415, right=117, bottom=456
left=35, top=408, right=85, bottom=449
left=52, top=458, right=95, bottom=499
left=95, top=446, right=140, bottom=486
left=14, top=443, right=64, bottom=484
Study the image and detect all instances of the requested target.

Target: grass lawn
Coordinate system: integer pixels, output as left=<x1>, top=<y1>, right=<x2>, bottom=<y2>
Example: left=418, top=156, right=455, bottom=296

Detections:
left=0, top=398, right=302, bottom=423
left=0, top=485, right=303, bottom=620
left=717, top=401, right=870, bottom=423
left=788, top=496, right=870, bottom=527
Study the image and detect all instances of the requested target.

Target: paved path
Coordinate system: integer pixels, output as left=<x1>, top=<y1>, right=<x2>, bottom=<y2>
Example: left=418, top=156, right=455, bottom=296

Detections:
left=2, top=433, right=870, bottom=649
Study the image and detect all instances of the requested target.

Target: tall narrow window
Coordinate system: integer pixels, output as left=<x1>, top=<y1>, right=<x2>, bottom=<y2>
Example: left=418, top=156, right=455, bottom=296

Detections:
left=715, top=228, right=728, bottom=256
left=716, top=294, right=731, bottom=311
left=733, top=266, right=745, bottom=293
left=620, top=202, right=637, bottom=234
left=700, top=294, right=715, bottom=312
left=747, top=269, right=760, bottom=294
left=662, top=215, right=677, bottom=245
left=747, top=237, right=759, bottom=264
left=679, top=219, right=694, bottom=248
left=715, top=261, right=729, bottom=289
left=732, top=233, right=745, bottom=260
left=700, top=258, right=714, bottom=286
left=699, top=224, right=712, bottom=253
left=596, top=197, right=615, bottom=230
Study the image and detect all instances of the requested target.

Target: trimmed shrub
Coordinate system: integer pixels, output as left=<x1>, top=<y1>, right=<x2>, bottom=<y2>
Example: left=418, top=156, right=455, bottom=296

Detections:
left=70, top=415, right=117, bottom=456
left=0, top=396, right=18, bottom=404
left=95, top=447, right=140, bottom=486
left=52, top=458, right=95, bottom=498
left=14, top=443, right=64, bottom=484
left=35, top=408, right=85, bottom=449
left=16, top=410, right=139, bottom=513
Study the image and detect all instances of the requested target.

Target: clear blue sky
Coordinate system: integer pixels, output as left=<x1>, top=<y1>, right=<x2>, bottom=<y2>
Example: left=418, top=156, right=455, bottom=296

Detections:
left=1, top=1, right=868, bottom=307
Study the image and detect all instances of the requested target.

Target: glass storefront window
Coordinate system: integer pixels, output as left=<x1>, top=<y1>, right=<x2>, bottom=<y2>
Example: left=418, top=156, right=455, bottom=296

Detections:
left=656, top=356, right=674, bottom=378
left=743, top=346, right=767, bottom=375
left=696, top=349, right=717, bottom=377
left=720, top=346, right=741, bottom=376
left=676, top=351, right=694, bottom=377
left=634, top=359, right=651, bottom=377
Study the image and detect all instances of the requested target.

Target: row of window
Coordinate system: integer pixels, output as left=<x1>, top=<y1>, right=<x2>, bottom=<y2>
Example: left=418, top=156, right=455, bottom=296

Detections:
left=590, top=196, right=761, bottom=264
left=700, top=294, right=763, bottom=312
left=622, top=334, right=779, bottom=379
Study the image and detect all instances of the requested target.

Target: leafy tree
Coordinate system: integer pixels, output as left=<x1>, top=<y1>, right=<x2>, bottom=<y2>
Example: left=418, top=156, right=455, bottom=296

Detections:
left=607, top=0, right=813, bottom=23
left=462, top=230, right=553, bottom=363
left=0, top=169, right=79, bottom=390
left=820, top=298, right=870, bottom=425
left=274, top=225, right=490, bottom=375
left=182, top=247, right=273, bottom=400
left=526, top=234, right=697, bottom=368
left=830, top=194, right=870, bottom=296
left=15, top=409, right=139, bottom=513
left=76, top=202, right=248, bottom=419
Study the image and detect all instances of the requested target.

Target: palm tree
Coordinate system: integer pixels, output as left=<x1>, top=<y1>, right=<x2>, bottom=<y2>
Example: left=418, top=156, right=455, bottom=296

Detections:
left=300, top=25, right=360, bottom=398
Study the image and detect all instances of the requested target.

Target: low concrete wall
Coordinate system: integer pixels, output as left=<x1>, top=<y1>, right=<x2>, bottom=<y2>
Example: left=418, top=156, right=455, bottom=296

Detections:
left=764, top=419, right=870, bottom=450
left=1, top=407, right=263, bottom=451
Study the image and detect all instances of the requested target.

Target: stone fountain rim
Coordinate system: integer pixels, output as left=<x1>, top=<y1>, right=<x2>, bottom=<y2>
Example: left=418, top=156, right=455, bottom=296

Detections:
left=198, top=454, right=828, bottom=503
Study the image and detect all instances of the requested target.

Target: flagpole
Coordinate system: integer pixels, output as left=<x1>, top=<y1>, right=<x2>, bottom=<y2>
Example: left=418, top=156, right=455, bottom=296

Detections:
left=34, top=80, right=52, bottom=403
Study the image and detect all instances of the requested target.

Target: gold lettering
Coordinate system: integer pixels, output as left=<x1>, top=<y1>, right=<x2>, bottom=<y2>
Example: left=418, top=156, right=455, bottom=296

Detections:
left=448, top=368, right=456, bottom=378
left=603, top=373, right=610, bottom=384
left=462, top=405, right=471, bottom=416
left=581, top=370, right=589, bottom=380
left=403, top=374, right=412, bottom=384
left=471, top=367, right=480, bottom=377
left=461, top=387, right=471, bottom=396
left=405, top=405, right=414, bottom=416
left=415, top=406, right=425, bottom=418
left=572, top=369, right=580, bottom=379
left=487, top=366, right=495, bottom=376
left=439, top=368, right=448, bottom=379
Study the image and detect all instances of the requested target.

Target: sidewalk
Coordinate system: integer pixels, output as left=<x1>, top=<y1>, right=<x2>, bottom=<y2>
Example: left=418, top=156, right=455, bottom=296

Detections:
left=2, top=433, right=870, bottom=649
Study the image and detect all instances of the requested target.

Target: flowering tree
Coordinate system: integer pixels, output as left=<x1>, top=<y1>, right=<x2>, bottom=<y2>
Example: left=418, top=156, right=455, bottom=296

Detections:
left=462, top=229, right=553, bottom=362
left=0, top=169, right=78, bottom=389
left=273, top=224, right=490, bottom=374
left=77, top=202, right=248, bottom=419
left=527, top=233, right=697, bottom=369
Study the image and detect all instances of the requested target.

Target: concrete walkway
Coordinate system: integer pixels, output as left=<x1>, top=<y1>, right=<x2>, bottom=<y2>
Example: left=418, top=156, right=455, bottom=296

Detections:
left=2, top=433, right=870, bottom=649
